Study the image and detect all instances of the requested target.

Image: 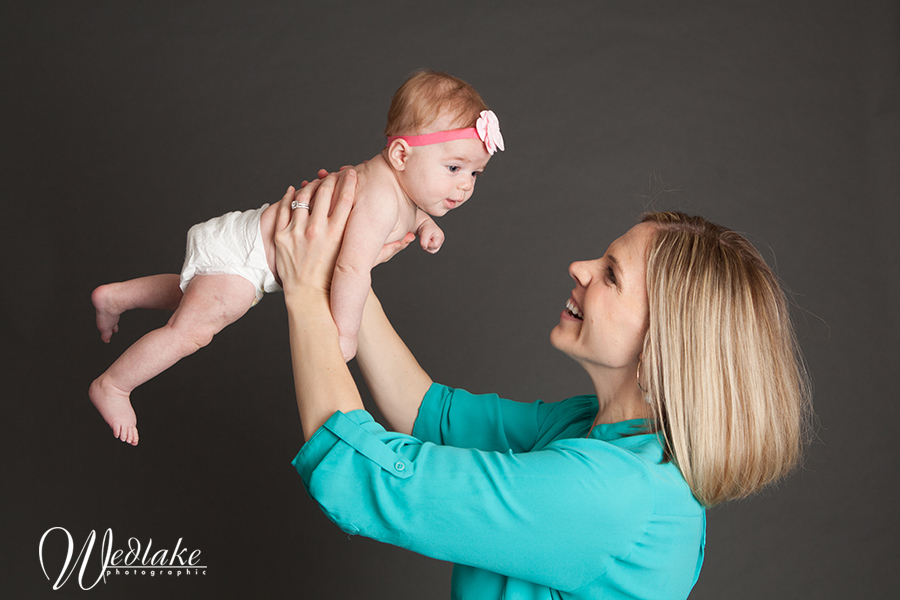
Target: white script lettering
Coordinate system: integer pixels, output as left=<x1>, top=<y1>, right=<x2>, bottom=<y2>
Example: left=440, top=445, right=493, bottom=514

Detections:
left=39, top=528, right=204, bottom=590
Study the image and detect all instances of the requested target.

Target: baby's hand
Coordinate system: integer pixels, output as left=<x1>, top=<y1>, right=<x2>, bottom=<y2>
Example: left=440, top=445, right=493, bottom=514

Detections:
left=417, top=221, right=445, bottom=254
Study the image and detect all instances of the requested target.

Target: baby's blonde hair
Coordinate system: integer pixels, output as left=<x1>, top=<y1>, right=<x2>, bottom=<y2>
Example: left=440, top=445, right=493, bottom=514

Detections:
left=640, top=212, right=812, bottom=507
left=384, top=69, right=488, bottom=136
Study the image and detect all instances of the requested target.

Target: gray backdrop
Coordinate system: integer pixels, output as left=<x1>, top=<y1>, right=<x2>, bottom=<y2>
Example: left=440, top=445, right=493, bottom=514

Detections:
left=3, top=1, right=898, bottom=598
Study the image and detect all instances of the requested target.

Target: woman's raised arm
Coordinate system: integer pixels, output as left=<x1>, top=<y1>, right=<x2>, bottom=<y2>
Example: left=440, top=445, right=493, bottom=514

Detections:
left=284, top=166, right=432, bottom=436
left=273, top=173, right=365, bottom=440
left=356, top=289, right=433, bottom=435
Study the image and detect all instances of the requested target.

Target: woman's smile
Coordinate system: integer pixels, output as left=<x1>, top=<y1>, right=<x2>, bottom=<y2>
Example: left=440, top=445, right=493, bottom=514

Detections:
left=564, top=297, right=584, bottom=320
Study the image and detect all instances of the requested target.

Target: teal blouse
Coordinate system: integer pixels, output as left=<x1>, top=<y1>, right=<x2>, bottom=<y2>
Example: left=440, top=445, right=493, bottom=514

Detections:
left=293, top=383, right=705, bottom=599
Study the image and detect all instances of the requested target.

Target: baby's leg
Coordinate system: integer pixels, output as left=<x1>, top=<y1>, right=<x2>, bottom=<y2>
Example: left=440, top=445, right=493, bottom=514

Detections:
left=90, top=274, right=257, bottom=445
left=93, top=274, right=184, bottom=343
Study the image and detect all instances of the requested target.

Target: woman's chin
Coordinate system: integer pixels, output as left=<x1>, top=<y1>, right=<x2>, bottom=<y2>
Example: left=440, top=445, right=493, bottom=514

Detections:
left=549, top=325, right=568, bottom=353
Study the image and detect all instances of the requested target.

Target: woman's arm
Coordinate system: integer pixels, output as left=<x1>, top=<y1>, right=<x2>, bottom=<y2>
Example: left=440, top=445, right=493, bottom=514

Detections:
left=296, top=166, right=432, bottom=435
left=273, top=174, right=365, bottom=439
left=356, top=289, right=433, bottom=435
left=292, top=412, right=698, bottom=592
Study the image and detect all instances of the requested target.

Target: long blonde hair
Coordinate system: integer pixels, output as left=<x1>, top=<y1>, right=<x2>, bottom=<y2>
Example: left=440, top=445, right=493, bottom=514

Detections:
left=640, top=212, right=812, bottom=507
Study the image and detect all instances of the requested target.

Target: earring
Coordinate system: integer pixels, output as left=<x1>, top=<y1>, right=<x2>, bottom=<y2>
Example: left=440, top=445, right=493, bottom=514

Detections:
left=637, top=360, right=652, bottom=404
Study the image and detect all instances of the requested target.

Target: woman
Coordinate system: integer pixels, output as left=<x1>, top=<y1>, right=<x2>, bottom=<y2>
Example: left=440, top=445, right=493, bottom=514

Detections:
left=274, top=171, right=811, bottom=599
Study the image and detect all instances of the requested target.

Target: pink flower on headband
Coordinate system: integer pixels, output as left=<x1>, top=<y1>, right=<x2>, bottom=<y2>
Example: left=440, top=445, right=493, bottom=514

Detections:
left=476, top=110, right=504, bottom=155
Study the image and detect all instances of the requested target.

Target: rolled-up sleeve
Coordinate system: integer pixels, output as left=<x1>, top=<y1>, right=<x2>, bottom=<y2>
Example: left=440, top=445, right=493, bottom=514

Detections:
left=292, top=406, right=659, bottom=590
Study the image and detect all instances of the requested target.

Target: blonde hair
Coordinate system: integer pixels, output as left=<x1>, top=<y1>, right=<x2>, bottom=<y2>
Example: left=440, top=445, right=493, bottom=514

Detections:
left=384, top=69, right=488, bottom=136
left=640, top=212, right=812, bottom=507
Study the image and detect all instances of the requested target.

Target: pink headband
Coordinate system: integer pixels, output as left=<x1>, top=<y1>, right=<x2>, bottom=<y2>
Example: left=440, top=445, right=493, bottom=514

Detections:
left=386, top=109, right=505, bottom=155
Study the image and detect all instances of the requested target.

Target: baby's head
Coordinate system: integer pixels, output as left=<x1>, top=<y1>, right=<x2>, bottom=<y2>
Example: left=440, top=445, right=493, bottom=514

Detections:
left=385, top=69, right=489, bottom=137
left=383, top=69, right=503, bottom=217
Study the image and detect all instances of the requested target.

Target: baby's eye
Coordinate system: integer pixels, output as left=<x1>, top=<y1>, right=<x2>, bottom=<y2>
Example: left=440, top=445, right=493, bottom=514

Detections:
left=447, top=165, right=460, bottom=173
left=472, top=171, right=482, bottom=178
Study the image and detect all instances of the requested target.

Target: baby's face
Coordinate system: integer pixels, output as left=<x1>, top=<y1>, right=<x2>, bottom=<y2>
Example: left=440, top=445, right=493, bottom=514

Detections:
left=400, top=138, right=491, bottom=217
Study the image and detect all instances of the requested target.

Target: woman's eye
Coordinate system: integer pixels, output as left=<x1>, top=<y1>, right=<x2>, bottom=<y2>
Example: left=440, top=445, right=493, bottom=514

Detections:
left=447, top=165, right=460, bottom=173
left=605, top=266, right=617, bottom=284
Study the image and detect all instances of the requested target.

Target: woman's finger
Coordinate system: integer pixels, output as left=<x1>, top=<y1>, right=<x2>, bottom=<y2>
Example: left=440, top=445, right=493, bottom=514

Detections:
left=307, top=173, right=339, bottom=224
left=316, top=166, right=353, bottom=180
left=273, top=186, right=297, bottom=236
left=278, top=179, right=319, bottom=236
left=294, top=177, right=321, bottom=205
left=288, top=178, right=322, bottom=227
left=375, top=232, right=416, bottom=265
left=327, top=169, right=357, bottom=228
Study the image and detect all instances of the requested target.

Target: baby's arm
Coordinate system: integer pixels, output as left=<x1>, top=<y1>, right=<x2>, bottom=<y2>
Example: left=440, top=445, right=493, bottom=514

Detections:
left=331, top=200, right=400, bottom=361
left=415, top=210, right=445, bottom=254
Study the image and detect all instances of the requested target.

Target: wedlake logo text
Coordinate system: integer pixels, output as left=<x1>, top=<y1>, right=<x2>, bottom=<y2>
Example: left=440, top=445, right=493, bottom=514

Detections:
left=39, top=527, right=207, bottom=590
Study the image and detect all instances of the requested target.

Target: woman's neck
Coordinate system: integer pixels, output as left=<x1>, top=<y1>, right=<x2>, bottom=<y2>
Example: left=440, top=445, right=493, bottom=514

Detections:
left=586, top=367, right=654, bottom=426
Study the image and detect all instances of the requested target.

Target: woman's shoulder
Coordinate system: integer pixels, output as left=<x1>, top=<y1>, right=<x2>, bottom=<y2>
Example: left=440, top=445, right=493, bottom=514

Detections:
left=531, top=394, right=598, bottom=447
left=550, top=428, right=704, bottom=516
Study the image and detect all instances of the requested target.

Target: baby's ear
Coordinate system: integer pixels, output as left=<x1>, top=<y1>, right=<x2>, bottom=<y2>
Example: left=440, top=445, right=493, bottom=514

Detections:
left=386, top=139, right=411, bottom=171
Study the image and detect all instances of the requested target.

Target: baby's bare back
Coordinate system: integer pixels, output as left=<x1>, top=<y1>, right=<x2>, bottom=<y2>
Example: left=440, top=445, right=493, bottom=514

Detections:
left=259, top=157, right=418, bottom=283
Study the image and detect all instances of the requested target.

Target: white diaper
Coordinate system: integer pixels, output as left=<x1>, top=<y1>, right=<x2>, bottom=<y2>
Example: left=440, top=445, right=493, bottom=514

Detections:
left=179, top=204, right=281, bottom=305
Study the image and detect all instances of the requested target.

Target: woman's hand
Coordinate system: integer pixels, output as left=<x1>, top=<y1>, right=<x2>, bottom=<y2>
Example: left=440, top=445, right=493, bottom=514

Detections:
left=275, top=168, right=430, bottom=437
left=274, top=170, right=366, bottom=440
left=376, top=232, right=416, bottom=264
left=298, top=166, right=416, bottom=265
left=273, top=170, right=357, bottom=299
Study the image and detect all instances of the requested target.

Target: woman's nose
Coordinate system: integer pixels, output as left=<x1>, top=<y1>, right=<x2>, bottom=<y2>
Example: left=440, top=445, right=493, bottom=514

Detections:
left=569, top=260, right=591, bottom=286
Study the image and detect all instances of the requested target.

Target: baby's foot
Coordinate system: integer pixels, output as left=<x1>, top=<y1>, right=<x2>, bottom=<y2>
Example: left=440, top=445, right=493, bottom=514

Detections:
left=92, top=284, right=121, bottom=343
left=89, top=376, right=140, bottom=446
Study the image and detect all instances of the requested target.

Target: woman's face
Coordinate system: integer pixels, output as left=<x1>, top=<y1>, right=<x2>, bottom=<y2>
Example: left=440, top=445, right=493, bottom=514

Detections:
left=550, top=222, right=655, bottom=373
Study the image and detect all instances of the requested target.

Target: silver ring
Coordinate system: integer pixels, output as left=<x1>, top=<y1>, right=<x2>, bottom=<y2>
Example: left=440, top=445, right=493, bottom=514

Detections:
left=291, top=200, right=311, bottom=211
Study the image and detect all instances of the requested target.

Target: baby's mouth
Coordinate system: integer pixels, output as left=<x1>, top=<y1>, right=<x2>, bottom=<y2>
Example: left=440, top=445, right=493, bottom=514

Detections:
left=565, top=298, right=583, bottom=320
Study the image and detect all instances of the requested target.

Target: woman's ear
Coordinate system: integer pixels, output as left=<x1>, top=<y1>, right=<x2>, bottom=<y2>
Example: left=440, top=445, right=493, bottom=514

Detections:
left=386, top=139, right=411, bottom=171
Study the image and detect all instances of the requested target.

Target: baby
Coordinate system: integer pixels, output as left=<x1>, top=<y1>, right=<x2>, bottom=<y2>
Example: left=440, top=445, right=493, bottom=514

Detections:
left=90, top=69, right=504, bottom=445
